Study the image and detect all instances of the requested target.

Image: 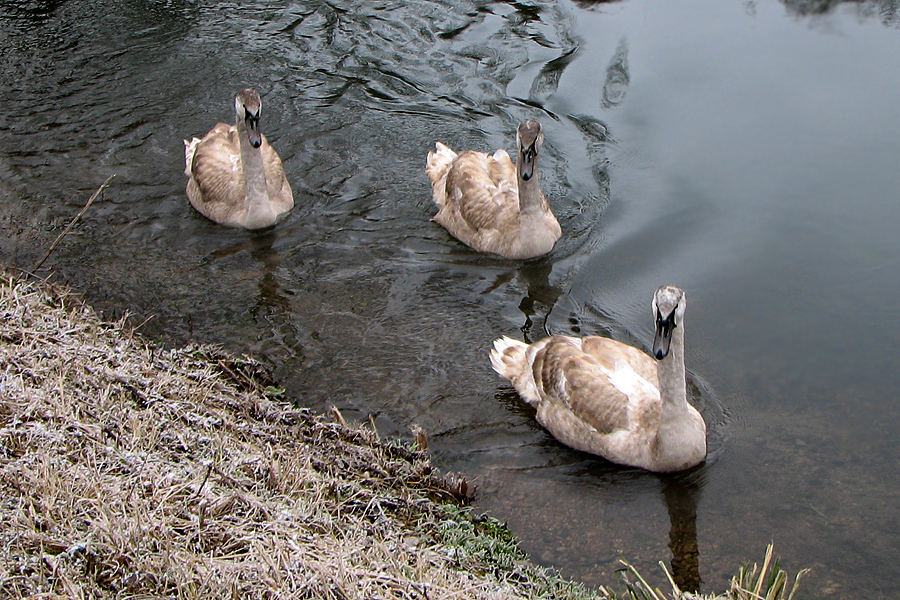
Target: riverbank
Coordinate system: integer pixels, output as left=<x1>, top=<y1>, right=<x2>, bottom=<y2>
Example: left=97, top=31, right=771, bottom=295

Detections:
left=0, top=271, right=804, bottom=599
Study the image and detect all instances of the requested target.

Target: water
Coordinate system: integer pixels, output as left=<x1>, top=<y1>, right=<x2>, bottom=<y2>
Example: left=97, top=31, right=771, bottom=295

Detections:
left=2, top=0, right=899, bottom=596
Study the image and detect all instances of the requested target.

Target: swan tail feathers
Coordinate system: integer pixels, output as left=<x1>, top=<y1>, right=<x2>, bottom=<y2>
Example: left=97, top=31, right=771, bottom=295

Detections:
left=490, top=336, right=542, bottom=406
left=184, top=137, right=201, bottom=176
left=426, top=142, right=458, bottom=188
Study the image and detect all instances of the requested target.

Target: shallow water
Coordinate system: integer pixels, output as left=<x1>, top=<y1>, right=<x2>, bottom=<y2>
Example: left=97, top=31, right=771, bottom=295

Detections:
left=2, top=0, right=900, bottom=596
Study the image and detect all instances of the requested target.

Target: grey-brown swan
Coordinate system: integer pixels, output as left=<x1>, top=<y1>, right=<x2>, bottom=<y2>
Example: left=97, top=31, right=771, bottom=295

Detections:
left=490, top=285, right=707, bottom=472
left=184, top=88, right=293, bottom=229
left=426, top=120, right=561, bottom=259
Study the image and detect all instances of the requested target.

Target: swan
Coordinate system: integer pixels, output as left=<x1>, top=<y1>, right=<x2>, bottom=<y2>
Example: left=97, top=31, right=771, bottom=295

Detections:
left=184, top=88, right=293, bottom=230
left=426, top=120, right=561, bottom=259
left=490, top=285, right=707, bottom=472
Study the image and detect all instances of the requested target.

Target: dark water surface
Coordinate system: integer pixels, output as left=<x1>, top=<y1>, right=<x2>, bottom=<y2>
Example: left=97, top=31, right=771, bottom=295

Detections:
left=2, top=0, right=900, bottom=596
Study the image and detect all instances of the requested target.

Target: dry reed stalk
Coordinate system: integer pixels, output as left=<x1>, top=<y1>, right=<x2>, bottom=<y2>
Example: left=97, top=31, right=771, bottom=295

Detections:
left=31, top=174, right=115, bottom=272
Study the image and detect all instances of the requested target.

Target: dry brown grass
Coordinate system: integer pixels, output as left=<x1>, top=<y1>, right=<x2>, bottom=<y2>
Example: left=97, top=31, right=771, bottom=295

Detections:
left=0, top=271, right=597, bottom=599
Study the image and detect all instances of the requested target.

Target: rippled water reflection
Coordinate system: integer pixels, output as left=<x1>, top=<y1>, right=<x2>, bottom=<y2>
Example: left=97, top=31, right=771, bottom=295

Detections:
left=2, top=0, right=900, bottom=597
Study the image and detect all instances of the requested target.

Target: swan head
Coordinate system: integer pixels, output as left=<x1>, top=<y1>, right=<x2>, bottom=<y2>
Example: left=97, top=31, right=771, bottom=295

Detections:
left=235, top=88, right=263, bottom=149
left=516, top=119, right=544, bottom=182
left=652, top=285, right=686, bottom=360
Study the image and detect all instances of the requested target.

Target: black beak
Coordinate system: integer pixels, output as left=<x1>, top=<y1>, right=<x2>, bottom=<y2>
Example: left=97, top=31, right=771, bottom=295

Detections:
left=519, top=144, right=536, bottom=181
left=245, top=110, right=262, bottom=148
left=652, top=310, right=675, bottom=360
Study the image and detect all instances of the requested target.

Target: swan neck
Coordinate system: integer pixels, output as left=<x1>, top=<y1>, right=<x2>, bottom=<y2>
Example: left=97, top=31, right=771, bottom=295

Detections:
left=237, top=119, right=272, bottom=226
left=517, top=155, right=544, bottom=213
left=657, top=323, right=687, bottom=412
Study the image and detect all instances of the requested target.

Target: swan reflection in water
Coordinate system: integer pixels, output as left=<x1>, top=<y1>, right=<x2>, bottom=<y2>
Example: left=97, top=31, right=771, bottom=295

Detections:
left=202, top=230, right=305, bottom=366
left=482, top=262, right=561, bottom=344
left=661, top=471, right=703, bottom=593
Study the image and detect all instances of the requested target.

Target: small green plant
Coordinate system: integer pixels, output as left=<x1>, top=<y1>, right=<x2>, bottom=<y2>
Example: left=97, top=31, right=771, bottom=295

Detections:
left=431, top=505, right=601, bottom=599
left=264, top=384, right=285, bottom=399
left=436, top=506, right=523, bottom=570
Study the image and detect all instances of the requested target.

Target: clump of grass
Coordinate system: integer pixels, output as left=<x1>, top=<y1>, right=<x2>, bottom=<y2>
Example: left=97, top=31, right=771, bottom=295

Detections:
left=603, top=544, right=807, bottom=600
left=728, top=544, right=808, bottom=600
left=431, top=505, right=599, bottom=600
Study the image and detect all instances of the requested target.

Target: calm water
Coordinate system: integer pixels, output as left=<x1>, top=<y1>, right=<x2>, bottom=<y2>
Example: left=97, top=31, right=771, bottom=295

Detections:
left=2, top=0, right=900, bottom=596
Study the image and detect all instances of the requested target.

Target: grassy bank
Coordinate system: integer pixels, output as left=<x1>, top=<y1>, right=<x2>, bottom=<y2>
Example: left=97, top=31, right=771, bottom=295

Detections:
left=0, top=271, right=805, bottom=599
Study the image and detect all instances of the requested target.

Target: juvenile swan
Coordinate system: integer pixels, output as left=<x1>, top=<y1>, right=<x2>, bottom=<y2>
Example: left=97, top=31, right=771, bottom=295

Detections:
left=184, top=88, right=293, bottom=229
left=490, top=285, right=707, bottom=472
left=426, top=120, right=561, bottom=259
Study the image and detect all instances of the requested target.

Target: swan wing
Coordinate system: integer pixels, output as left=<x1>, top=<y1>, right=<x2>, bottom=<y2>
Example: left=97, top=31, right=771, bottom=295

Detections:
left=445, top=150, right=517, bottom=232
left=530, top=337, right=632, bottom=435
left=261, top=135, right=294, bottom=215
left=487, top=148, right=517, bottom=189
left=186, top=124, right=245, bottom=218
left=531, top=336, right=661, bottom=436
left=580, top=336, right=658, bottom=387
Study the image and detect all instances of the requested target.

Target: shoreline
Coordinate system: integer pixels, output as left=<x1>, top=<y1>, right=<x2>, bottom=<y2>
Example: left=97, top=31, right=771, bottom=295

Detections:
left=0, top=270, right=804, bottom=599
